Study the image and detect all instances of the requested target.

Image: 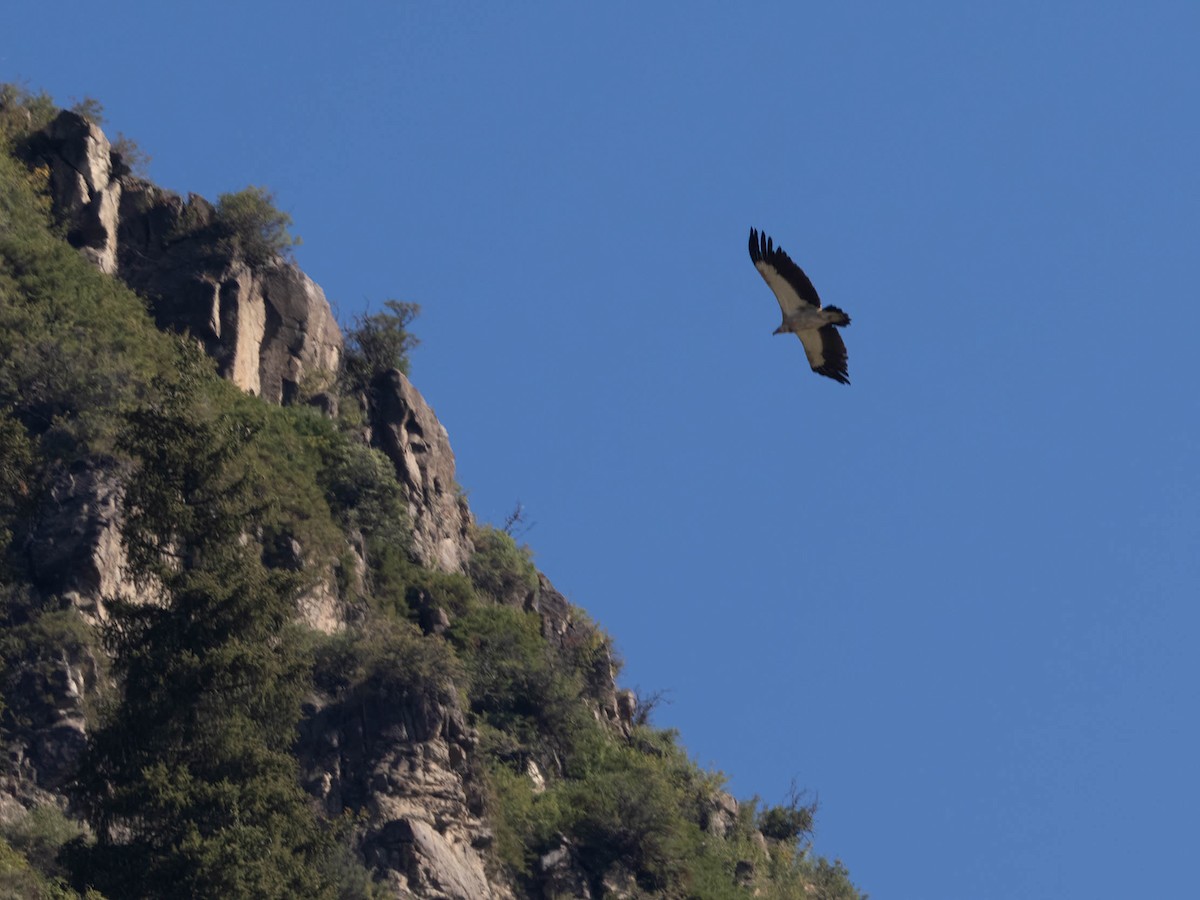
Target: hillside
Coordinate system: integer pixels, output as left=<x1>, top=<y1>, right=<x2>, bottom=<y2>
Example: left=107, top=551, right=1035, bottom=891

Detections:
left=0, top=86, right=863, bottom=900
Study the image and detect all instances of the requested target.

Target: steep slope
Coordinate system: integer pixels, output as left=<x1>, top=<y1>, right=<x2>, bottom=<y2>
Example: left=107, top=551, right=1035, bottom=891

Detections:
left=0, top=90, right=864, bottom=900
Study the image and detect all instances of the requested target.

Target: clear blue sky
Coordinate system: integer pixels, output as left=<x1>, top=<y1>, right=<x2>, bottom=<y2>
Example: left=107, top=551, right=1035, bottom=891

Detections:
left=7, top=3, right=1199, bottom=896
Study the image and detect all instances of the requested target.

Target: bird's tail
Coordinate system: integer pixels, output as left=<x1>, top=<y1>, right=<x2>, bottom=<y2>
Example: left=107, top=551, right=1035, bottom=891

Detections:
left=825, top=305, right=851, bottom=327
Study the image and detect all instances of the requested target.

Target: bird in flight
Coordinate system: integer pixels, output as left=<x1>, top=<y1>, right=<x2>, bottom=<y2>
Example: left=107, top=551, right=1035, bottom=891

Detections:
left=748, top=228, right=851, bottom=384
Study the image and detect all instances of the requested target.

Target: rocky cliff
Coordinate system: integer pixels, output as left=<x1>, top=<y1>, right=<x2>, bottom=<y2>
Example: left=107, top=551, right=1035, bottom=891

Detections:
left=0, top=102, right=861, bottom=900
left=7, top=109, right=624, bottom=898
left=33, top=111, right=343, bottom=407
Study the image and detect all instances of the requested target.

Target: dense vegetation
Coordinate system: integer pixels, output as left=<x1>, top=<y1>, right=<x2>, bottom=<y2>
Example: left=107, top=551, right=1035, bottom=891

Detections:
left=0, top=87, right=863, bottom=899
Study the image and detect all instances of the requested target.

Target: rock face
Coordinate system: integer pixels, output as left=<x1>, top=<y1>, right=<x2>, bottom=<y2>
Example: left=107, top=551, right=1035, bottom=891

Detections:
left=0, top=633, right=97, bottom=817
left=300, top=680, right=508, bottom=900
left=2, top=463, right=113, bottom=813
left=34, top=112, right=475, bottom=576
left=114, top=179, right=343, bottom=404
left=370, top=369, right=474, bottom=573
left=26, top=457, right=130, bottom=620
left=35, top=111, right=343, bottom=406
left=36, top=112, right=121, bottom=274
left=530, top=575, right=628, bottom=731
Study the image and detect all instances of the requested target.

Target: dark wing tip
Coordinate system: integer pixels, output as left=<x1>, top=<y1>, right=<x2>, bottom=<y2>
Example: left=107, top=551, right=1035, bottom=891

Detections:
left=749, top=228, right=825, bottom=310
left=813, top=364, right=851, bottom=385
left=748, top=227, right=763, bottom=264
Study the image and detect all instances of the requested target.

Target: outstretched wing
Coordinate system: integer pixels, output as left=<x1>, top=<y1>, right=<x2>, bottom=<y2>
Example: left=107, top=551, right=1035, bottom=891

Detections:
left=795, top=325, right=850, bottom=385
left=748, top=227, right=823, bottom=315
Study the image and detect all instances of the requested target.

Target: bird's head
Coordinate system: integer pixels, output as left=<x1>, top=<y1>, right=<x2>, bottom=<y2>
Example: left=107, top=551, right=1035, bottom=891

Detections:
left=772, top=324, right=788, bottom=336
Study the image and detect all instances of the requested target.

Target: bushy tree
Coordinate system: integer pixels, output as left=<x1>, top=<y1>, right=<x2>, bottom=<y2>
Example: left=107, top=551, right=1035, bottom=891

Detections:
left=757, top=785, right=816, bottom=844
left=69, top=354, right=339, bottom=900
left=0, top=833, right=102, bottom=899
left=466, top=526, right=538, bottom=606
left=67, top=97, right=105, bottom=126
left=342, top=300, right=420, bottom=390
left=0, top=408, right=33, bottom=557
left=1, top=805, right=91, bottom=890
left=0, top=83, right=57, bottom=144
left=450, top=604, right=581, bottom=752
left=214, top=186, right=300, bottom=267
left=110, top=133, right=151, bottom=178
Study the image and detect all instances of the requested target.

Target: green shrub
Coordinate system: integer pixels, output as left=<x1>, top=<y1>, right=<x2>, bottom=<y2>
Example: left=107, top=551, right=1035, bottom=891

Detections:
left=0, top=805, right=87, bottom=885
left=110, top=134, right=150, bottom=178
left=312, top=616, right=461, bottom=708
left=0, top=835, right=96, bottom=899
left=0, top=595, right=100, bottom=738
left=449, top=604, right=580, bottom=753
left=483, top=714, right=842, bottom=898
left=396, top=566, right=477, bottom=622
left=757, top=849, right=865, bottom=900
left=757, top=791, right=816, bottom=844
left=493, top=722, right=704, bottom=893
left=792, top=856, right=864, bottom=900
left=467, top=526, right=538, bottom=605
left=338, top=521, right=476, bottom=623
left=556, top=607, right=622, bottom=703
left=298, top=413, right=407, bottom=539
left=235, top=400, right=349, bottom=575
left=0, top=408, right=33, bottom=557
left=0, top=83, right=57, bottom=144
left=558, top=738, right=689, bottom=890
left=67, top=98, right=104, bottom=126
left=342, top=300, right=420, bottom=389
left=481, top=760, right=571, bottom=880
left=0, top=149, right=173, bottom=457
left=214, top=186, right=300, bottom=267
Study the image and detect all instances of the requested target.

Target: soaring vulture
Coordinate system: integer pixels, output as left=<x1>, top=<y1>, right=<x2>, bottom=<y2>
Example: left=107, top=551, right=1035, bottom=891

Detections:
left=748, top=228, right=851, bottom=384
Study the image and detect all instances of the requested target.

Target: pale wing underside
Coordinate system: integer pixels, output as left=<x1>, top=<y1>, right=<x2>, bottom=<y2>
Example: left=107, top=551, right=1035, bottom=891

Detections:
left=754, top=261, right=817, bottom=318
left=794, top=325, right=850, bottom=385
